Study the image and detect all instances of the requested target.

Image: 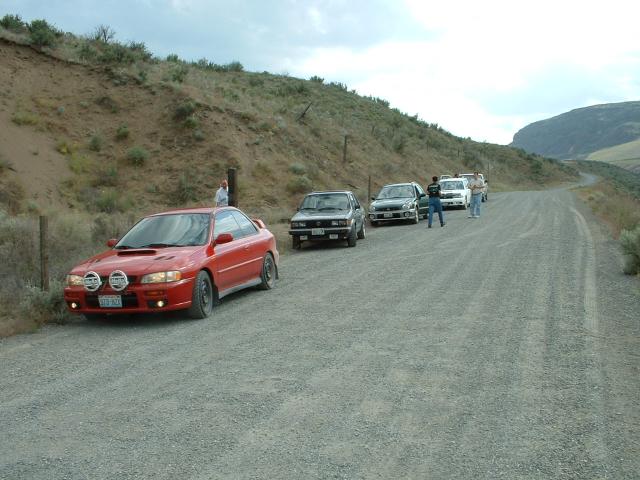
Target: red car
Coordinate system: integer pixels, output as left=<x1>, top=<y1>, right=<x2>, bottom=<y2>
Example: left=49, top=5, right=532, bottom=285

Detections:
left=64, top=207, right=279, bottom=319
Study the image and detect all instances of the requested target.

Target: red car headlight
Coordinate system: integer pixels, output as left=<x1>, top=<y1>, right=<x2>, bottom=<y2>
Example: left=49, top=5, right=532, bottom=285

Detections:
left=66, top=274, right=84, bottom=287
left=140, top=271, right=182, bottom=284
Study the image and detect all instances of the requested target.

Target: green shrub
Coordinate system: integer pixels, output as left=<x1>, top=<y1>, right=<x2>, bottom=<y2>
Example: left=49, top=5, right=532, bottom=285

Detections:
left=11, top=112, right=39, bottom=126
left=166, top=53, right=180, bottom=62
left=289, top=162, right=307, bottom=175
left=286, top=175, right=312, bottom=194
left=183, top=115, right=199, bottom=129
left=169, top=64, right=189, bottom=83
left=98, top=42, right=135, bottom=64
left=620, top=225, right=640, bottom=275
left=193, top=129, right=205, bottom=141
left=309, top=75, right=324, bottom=83
left=0, top=155, right=10, bottom=174
left=127, top=147, right=148, bottom=166
left=94, top=189, right=129, bottom=213
left=115, top=124, right=129, bottom=140
left=248, top=77, right=264, bottom=87
left=392, top=135, right=406, bottom=154
left=68, top=153, right=93, bottom=174
left=174, top=101, right=196, bottom=120
left=19, top=280, right=72, bottom=326
left=92, top=165, right=118, bottom=187
left=1, top=14, right=26, bottom=32
left=28, top=19, right=60, bottom=47
left=78, top=43, right=98, bottom=62
left=89, top=134, right=103, bottom=152
left=274, top=82, right=309, bottom=97
left=96, top=95, right=119, bottom=113
left=172, top=172, right=198, bottom=205
left=0, top=179, right=25, bottom=214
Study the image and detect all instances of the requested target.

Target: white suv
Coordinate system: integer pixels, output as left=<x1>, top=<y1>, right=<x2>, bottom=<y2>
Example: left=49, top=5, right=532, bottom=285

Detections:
left=439, top=178, right=470, bottom=209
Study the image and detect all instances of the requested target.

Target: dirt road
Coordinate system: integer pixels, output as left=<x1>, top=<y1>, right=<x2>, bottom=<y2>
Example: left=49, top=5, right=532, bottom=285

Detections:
left=1, top=188, right=638, bottom=479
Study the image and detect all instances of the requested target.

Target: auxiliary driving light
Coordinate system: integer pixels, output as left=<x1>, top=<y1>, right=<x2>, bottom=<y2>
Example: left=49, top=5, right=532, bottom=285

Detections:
left=70, top=302, right=79, bottom=309
left=157, top=300, right=165, bottom=308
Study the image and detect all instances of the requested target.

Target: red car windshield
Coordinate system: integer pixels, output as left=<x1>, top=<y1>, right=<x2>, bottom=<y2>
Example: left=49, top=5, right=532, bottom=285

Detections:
left=115, top=213, right=211, bottom=249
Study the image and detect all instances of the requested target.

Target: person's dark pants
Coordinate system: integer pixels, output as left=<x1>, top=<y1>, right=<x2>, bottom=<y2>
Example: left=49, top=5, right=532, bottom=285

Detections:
left=428, top=197, right=444, bottom=227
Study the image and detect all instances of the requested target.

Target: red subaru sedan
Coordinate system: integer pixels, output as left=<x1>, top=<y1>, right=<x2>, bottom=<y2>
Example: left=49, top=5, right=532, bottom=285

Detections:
left=64, top=207, right=278, bottom=319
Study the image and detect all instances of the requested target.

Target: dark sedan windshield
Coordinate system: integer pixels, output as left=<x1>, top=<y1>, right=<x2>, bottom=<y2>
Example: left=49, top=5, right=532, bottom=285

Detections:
left=377, top=185, right=414, bottom=199
left=300, top=193, right=350, bottom=211
left=115, top=213, right=211, bottom=249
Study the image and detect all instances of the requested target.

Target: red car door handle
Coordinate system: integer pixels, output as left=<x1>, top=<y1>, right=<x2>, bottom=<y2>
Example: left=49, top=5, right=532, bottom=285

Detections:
left=243, top=245, right=249, bottom=250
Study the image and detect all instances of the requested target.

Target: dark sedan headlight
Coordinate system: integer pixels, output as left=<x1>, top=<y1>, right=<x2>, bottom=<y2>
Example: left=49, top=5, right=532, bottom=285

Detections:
left=331, top=219, right=349, bottom=226
left=402, top=201, right=414, bottom=210
left=291, top=221, right=306, bottom=228
left=369, top=205, right=376, bottom=211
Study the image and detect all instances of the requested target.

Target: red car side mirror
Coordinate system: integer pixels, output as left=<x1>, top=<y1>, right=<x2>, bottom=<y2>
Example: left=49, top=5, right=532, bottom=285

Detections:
left=214, top=233, right=234, bottom=245
left=106, top=238, right=118, bottom=248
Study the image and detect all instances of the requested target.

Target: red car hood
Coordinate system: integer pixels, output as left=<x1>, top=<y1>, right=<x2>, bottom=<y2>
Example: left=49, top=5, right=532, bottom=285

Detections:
left=70, top=246, right=203, bottom=277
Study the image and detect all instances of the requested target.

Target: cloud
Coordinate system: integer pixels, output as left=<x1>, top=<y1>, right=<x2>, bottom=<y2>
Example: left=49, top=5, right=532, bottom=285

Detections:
left=2, top=0, right=639, bottom=144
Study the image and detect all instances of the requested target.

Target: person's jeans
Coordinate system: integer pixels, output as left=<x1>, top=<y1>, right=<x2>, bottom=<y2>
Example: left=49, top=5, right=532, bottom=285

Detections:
left=470, top=193, right=482, bottom=217
left=428, top=197, right=444, bottom=226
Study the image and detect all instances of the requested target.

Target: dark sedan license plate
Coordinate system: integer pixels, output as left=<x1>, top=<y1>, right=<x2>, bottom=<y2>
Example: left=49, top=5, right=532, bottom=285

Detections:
left=98, top=295, right=123, bottom=308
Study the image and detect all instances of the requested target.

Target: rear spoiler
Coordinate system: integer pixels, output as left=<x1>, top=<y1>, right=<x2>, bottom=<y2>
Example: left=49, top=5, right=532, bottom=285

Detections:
left=252, top=218, right=266, bottom=229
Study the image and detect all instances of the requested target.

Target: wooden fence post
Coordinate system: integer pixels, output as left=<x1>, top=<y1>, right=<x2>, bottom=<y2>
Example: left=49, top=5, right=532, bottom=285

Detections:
left=227, top=167, right=237, bottom=207
left=40, top=215, right=49, bottom=291
left=343, top=135, right=349, bottom=164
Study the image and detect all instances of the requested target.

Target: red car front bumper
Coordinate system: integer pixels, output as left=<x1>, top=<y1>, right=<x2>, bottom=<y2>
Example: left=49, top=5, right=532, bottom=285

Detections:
left=64, top=278, right=195, bottom=315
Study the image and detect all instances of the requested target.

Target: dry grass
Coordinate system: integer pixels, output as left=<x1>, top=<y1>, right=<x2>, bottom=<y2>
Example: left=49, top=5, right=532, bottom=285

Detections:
left=0, top=209, right=135, bottom=337
left=575, top=182, right=640, bottom=238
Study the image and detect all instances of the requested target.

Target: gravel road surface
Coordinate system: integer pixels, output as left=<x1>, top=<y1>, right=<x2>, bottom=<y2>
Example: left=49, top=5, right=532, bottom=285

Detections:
left=1, top=187, right=639, bottom=479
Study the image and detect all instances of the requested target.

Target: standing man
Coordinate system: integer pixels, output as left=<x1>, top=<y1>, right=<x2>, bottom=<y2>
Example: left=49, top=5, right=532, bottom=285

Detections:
left=214, top=179, right=228, bottom=207
left=427, top=176, right=445, bottom=228
left=468, top=171, right=484, bottom=218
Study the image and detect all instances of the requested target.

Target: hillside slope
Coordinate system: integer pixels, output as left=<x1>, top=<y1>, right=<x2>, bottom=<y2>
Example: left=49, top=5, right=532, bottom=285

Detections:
left=511, top=101, right=640, bottom=164
left=587, top=138, right=640, bottom=173
left=0, top=25, right=577, bottom=219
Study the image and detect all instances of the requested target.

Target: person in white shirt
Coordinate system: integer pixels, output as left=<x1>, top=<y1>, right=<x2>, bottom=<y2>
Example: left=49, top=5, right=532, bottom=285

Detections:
left=215, top=179, right=228, bottom=207
left=468, top=172, right=484, bottom=218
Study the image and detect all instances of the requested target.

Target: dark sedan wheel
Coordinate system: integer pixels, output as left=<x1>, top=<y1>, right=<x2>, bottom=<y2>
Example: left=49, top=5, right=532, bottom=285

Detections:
left=412, top=208, right=419, bottom=224
left=188, top=270, right=214, bottom=319
left=347, top=225, right=357, bottom=247
left=292, top=236, right=302, bottom=250
left=259, top=253, right=276, bottom=290
left=357, top=221, right=366, bottom=239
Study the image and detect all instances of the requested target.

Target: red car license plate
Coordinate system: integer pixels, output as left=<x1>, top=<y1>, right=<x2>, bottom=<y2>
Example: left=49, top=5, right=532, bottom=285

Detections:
left=98, top=295, right=122, bottom=308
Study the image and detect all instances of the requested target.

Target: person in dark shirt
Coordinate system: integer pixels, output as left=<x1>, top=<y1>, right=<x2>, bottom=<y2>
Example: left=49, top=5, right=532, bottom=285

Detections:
left=427, top=176, right=445, bottom=228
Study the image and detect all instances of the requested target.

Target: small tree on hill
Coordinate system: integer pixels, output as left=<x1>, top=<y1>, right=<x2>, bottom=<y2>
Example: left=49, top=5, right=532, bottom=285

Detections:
left=92, top=24, right=116, bottom=43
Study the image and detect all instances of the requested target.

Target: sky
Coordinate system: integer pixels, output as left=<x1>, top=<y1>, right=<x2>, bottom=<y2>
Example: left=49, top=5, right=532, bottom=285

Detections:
left=2, top=0, right=640, bottom=145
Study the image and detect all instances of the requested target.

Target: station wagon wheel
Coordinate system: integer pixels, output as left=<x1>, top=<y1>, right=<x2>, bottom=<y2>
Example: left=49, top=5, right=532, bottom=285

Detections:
left=357, top=221, right=366, bottom=239
left=259, top=253, right=276, bottom=290
left=188, top=270, right=214, bottom=319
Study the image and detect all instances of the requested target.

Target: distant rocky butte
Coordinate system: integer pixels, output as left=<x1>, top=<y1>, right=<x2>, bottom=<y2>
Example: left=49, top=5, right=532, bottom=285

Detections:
left=510, top=101, right=640, bottom=162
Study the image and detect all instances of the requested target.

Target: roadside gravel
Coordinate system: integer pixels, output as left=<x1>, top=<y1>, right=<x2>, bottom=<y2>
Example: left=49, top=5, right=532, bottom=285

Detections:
left=1, top=187, right=638, bottom=479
